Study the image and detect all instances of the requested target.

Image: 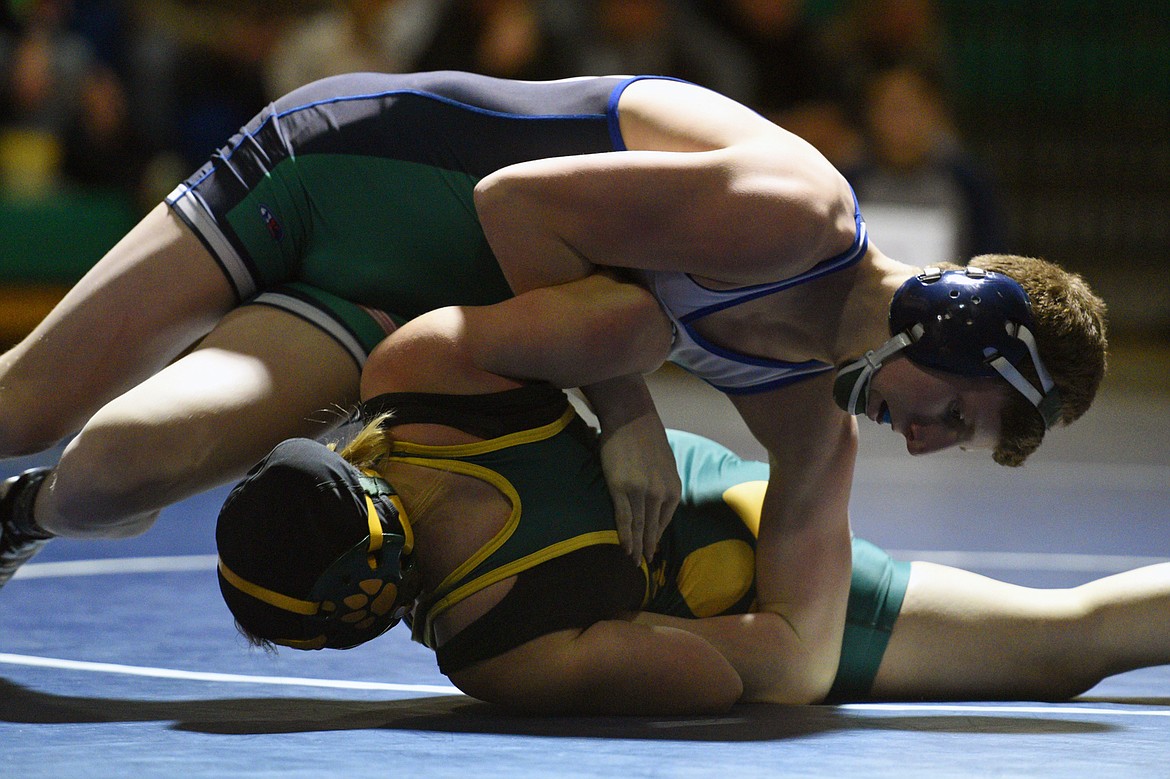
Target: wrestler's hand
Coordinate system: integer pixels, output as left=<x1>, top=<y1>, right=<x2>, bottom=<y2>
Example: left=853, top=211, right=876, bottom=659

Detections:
left=583, top=375, right=680, bottom=563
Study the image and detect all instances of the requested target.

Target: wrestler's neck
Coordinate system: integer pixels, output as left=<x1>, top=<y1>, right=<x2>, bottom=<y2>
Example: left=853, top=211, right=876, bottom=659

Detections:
left=832, top=245, right=920, bottom=364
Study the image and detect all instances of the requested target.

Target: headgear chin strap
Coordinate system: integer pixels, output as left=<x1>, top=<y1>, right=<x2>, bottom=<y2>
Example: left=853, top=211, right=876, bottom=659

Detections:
left=832, top=267, right=1063, bottom=429
left=832, top=327, right=920, bottom=416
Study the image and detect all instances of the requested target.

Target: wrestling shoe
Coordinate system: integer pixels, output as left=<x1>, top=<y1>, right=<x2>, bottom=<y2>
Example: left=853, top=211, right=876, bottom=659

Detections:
left=0, top=467, right=54, bottom=589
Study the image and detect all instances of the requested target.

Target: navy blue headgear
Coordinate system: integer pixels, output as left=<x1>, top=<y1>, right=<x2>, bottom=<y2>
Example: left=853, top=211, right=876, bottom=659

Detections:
left=833, top=267, right=1062, bottom=428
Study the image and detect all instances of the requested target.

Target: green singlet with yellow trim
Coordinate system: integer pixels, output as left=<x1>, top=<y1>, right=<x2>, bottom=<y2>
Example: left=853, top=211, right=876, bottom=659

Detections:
left=368, top=385, right=909, bottom=699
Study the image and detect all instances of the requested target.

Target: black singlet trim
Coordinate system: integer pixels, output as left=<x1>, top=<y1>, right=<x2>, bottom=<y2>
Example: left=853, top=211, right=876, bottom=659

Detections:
left=361, top=383, right=570, bottom=440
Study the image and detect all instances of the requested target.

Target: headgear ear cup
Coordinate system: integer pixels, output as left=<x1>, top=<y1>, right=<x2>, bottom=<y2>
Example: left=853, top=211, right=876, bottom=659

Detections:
left=833, top=330, right=919, bottom=415
left=300, top=490, right=419, bottom=649
left=832, top=361, right=870, bottom=416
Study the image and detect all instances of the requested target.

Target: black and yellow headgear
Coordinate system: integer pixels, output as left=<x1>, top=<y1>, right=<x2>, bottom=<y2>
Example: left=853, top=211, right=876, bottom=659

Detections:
left=216, top=438, right=419, bottom=650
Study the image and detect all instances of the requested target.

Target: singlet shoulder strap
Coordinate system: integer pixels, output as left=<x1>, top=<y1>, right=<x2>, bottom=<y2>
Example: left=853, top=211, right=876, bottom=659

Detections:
left=678, top=187, right=869, bottom=323
left=360, top=383, right=569, bottom=440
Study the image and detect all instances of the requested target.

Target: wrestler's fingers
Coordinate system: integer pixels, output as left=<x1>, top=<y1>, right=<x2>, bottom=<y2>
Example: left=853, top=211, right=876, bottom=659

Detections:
left=625, top=496, right=647, bottom=564
left=642, top=492, right=678, bottom=562
left=612, top=496, right=634, bottom=558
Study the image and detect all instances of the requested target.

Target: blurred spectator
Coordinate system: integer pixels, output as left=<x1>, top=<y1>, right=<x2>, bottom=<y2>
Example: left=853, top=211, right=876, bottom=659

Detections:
left=68, top=0, right=133, bottom=72
left=780, top=98, right=864, bottom=171
left=414, top=0, right=577, bottom=81
left=0, top=0, right=95, bottom=197
left=264, top=0, right=445, bottom=99
left=129, top=1, right=290, bottom=171
left=2, top=3, right=22, bottom=72
left=821, top=0, right=952, bottom=97
left=695, top=0, right=860, bottom=167
left=1, top=2, right=17, bottom=34
left=0, top=0, right=93, bottom=134
left=60, top=62, right=146, bottom=197
left=695, top=0, right=839, bottom=117
left=571, top=0, right=752, bottom=100
left=844, top=62, right=1008, bottom=264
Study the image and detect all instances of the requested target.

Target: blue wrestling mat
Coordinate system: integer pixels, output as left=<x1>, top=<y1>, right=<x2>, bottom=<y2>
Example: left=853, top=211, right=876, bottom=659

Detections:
left=3, top=368, right=1169, bottom=779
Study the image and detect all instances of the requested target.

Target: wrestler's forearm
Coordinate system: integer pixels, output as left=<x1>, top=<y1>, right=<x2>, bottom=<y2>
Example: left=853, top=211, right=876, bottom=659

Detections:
left=633, top=609, right=826, bottom=704
left=463, top=273, right=673, bottom=387
left=726, top=382, right=859, bottom=702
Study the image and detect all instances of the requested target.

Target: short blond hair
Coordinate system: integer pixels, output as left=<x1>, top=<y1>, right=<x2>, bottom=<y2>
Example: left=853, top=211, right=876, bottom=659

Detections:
left=333, top=413, right=395, bottom=468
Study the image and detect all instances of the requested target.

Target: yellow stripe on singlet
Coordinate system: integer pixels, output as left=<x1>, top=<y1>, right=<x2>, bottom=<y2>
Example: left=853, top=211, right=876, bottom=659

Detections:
left=386, top=406, right=576, bottom=459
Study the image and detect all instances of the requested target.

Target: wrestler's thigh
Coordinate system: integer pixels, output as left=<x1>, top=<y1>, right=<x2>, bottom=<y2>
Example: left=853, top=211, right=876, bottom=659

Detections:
left=869, top=562, right=1079, bottom=700
left=47, top=304, right=361, bottom=526
left=155, top=302, right=362, bottom=465
left=0, top=204, right=236, bottom=445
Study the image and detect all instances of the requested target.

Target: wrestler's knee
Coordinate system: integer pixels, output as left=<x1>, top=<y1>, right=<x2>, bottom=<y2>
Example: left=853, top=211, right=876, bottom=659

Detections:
left=614, top=282, right=674, bottom=370
left=41, top=419, right=185, bottom=537
left=0, top=370, right=77, bottom=457
left=576, top=275, right=673, bottom=373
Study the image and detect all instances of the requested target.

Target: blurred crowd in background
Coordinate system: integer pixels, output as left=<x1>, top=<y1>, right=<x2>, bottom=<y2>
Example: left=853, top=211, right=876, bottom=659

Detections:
left=1, top=0, right=1166, bottom=343
left=0, top=0, right=1007, bottom=257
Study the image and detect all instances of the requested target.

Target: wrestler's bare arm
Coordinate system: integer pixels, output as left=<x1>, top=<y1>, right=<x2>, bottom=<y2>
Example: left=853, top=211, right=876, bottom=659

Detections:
left=475, top=142, right=856, bottom=294
left=360, top=274, right=672, bottom=399
left=360, top=276, right=680, bottom=562
left=450, top=617, right=744, bottom=716
left=726, top=376, right=858, bottom=702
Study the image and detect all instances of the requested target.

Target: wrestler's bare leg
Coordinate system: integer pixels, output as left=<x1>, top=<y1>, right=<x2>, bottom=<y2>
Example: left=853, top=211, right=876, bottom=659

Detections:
left=35, top=303, right=361, bottom=537
left=1, top=204, right=362, bottom=538
left=0, top=204, right=235, bottom=455
left=872, top=561, right=1170, bottom=700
